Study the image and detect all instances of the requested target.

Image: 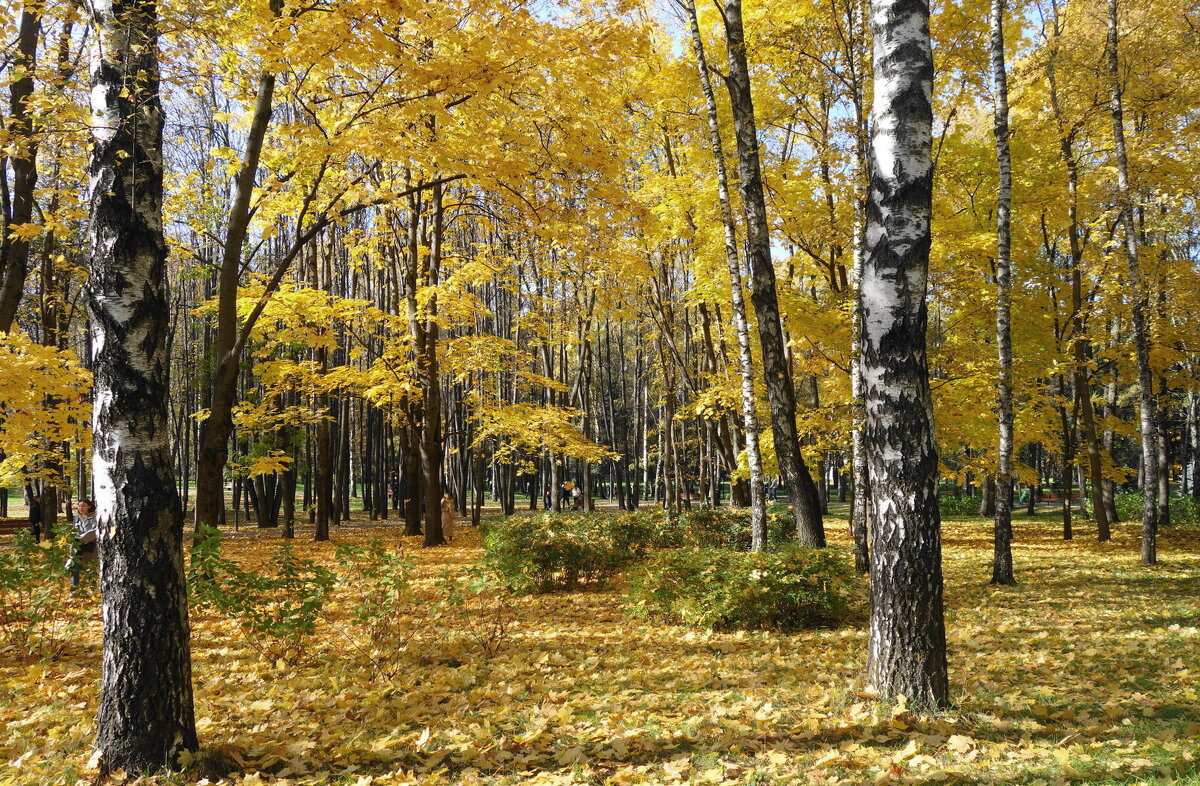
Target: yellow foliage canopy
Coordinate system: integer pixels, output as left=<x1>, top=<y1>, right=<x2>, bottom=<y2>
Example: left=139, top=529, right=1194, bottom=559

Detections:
left=0, top=332, right=92, bottom=486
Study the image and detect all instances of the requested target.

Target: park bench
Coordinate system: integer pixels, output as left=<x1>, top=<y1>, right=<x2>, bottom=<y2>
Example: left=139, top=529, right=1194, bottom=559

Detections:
left=1040, top=492, right=1077, bottom=503
left=0, top=518, right=27, bottom=536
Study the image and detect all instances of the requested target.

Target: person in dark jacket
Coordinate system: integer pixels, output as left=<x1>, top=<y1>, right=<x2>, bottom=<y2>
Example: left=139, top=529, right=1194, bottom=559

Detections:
left=28, top=494, right=44, bottom=543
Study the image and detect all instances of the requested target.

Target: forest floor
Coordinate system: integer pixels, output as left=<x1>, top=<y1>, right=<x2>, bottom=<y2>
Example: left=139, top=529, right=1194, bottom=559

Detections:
left=1, top=509, right=1198, bottom=785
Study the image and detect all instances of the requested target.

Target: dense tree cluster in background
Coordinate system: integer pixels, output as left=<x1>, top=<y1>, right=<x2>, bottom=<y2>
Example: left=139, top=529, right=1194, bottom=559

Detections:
left=3, top=0, right=1198, bottom=551
left=1, top=0, right=1198, bottom=769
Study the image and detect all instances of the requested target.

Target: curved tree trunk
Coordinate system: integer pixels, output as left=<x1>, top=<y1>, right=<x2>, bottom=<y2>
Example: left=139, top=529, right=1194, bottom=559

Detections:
left=1105, top=0, right=1159, bottom=565
left=87, top=0, right=197, bottom=771
left=863, top=0, right=949, bottom=710
left=720, top=0, right=824, bottom=547
left=0, top=2, right=40, bottom=332
left=682, top=0, right=767, bottom=549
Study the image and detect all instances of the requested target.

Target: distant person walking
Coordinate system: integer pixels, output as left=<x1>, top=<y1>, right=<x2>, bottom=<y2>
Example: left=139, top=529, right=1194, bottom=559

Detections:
left=28, top=493, right=43, bottom=542
left=440, top=493, right=456, bottom=542
left=69, top=498, right=99, bottom=587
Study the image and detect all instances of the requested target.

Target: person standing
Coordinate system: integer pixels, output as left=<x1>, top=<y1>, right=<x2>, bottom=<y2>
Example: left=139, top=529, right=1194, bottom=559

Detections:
left=69, top=498, right=99, bottom=588
left=28, top=493, right=44, bottom=542
left=440, top=493, right=456, bottom=543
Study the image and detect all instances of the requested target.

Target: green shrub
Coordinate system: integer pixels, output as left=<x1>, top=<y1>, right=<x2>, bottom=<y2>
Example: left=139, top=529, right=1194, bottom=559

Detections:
left=626, top=545, right=858, bottom=631
left=188, top=526, right=336, bottom=662
left=333, top=539, right=420, bottom=676
left=938, top=494, right=979, bottom=517
left=1115, top=491, right=1200, bottom=523
left=660, top=508, right=794, bottom=551
left=483, top=513, right=647, bottom=592
left=0, top=533, right=89, bottom=657
left=1171, top=495, right=1200, bottom=523
left=436, top=565, right=519, bottom=657
left=334, top=540, right=413, bottom=632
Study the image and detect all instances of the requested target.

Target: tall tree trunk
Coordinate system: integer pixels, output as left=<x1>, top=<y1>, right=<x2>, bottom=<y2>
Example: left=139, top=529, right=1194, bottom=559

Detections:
left=720, top=0, right=824, bottom=547
left=1102, top=367, right=1120, bottom=522
left=1189, top=389, right=1200, bottom=501
left=0, top=2, right=40, bottom=331
left=421, top=183, right=445, bottom=546
left=1046, top=0, right=1111, bottom=542
left=1157, top=374, right=1170, bottom=527
left=1057, top=380, right=1075, bottom=541
left=682, top=0, right=767, bottom=547
left=193, top=0, right=283, bottom=533
left=402, top=424, right=422, bottom=535
left=1106, top=0, right=1158, bottom=565
left=990, top=0, right=1016, bottom=585
left=863, top=0, right=949, bottom=710
left=314, top=258, right=332, bottom=541
left=87, top=0, right=196, bottom=770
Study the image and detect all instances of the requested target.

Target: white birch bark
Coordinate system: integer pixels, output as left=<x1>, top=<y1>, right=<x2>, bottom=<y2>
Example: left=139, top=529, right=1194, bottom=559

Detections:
left=87, top=0, right=197, bottom=772
left=680, top=0, right=767, bottom=549
left=1105, top=0, right=1159, bottom=565
left=989, top=0, right=1016, bottom=584
left=863, top=0, right=949, bottom=710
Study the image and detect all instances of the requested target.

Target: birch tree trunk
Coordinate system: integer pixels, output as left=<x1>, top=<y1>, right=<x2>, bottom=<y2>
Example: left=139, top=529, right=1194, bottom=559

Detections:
left=863, top=0, right=949, bottom=709
left=86, top=0, right=197, bottom=771
left=989, top=0, right=1016, bottom=585
left=1105, top=0, right=1159, bottom=565
left=843, top=0, right=873, bottom=575
left=720, top=0, right=825, bottom=548
left=681, top=0, right=767, bottom=549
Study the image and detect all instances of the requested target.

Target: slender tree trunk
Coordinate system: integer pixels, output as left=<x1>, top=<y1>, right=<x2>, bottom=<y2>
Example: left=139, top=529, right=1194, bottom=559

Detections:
left=1189, top=389, right=1200, bottom=501
left=193, top=0, right=282, bottom=533
left=0, top=2, right=40, bottom=331
left=1058, top=383, right=1075, bottom=540
left=1103, top=367, right=1120, bottom=522
left=682, top=0, right=767, bottom=548
left=989, top=0, right=1016, bottom=584
left=1106, top=0, right=1158, bottom=564
left=87, top=0, right=196, bottom=770
left=1157, top=374, right=1170, bottom=526
left=314, top=272, right=332, bottom=541
left=421, top=183, right=445, bottom=546
left=403, top=424, right=422, bottom=535
left=1046, top=0, right=1111, bottom=541
left=863, top=0, right=949, bottom=710
left=720, top=0, right=824, bottom=547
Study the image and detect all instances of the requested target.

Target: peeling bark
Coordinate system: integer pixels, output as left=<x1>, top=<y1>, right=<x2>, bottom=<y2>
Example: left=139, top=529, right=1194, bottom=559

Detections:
left=863, top=0, right=949, bottom=710
left=1105, top=0, right=1159, bottom=565
left=720, top=0, right=825, bottom=547
left=86, top=0, right=197, bottom=771
left=681, top=0, right=767, bottom=549
left=989, top=0, right=1015, bottom=585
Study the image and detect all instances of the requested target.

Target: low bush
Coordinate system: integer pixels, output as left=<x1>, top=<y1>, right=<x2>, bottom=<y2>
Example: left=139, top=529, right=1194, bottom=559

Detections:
left=626, top=545, right=858, bottom=631
left=0, top=533, right=90, bottom=657
left=483, top=512, right=649, bottom=592
left=189, top=526, right=336, bottom=662
left=659, top=508, right=794, bottom=551
left=484, top=507, right=814, bottom=593
left=1114, top=491, right=1200, bottom=524
left=436, top=565, right=520, bottom=657
left=938, top=494, right=980, bottom=517
left=334, top=539, right=413, bottom=633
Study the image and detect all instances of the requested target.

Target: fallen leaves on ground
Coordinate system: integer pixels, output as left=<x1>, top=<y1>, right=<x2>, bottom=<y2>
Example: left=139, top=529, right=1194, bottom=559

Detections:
left=1, top=511, right=1198, bottom=784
